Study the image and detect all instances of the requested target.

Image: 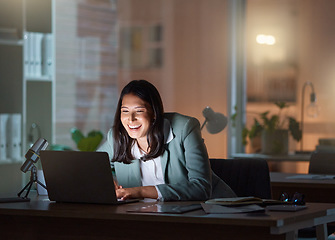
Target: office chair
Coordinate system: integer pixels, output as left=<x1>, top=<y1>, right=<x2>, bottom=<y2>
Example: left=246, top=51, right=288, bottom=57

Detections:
left=210, top=158, right=272, bottom=199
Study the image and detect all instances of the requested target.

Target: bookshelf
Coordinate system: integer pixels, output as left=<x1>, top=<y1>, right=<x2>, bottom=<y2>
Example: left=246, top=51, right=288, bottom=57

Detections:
left=0, top=0, right=54, bottom=195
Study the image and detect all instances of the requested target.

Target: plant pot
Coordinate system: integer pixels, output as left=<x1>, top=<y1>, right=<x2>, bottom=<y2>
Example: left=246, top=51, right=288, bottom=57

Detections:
left=261, top=129, right=288, bottom=155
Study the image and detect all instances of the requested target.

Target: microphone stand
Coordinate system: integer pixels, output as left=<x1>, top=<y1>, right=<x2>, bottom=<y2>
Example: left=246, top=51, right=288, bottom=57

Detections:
left=17, top=164, right=47, bottom=199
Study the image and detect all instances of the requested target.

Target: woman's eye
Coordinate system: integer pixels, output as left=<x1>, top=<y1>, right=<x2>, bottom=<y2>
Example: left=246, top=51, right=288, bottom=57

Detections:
left=121, top=109, right=129, bottom=113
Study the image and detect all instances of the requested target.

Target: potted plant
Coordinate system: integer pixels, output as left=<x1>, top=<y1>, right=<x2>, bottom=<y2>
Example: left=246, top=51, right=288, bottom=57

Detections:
left=239, top=102, right=302, bottom=155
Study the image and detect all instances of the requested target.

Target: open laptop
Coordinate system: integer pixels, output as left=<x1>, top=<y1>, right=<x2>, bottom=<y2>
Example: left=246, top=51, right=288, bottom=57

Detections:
left=40, top=150, right=138, bottom=204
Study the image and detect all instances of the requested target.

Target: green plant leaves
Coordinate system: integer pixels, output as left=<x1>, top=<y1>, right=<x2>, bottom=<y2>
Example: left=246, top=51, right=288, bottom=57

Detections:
left=275, top=101, right=289, bottom=109
left=71, top=128, right=85, bottom=144
left=236, top=102, right=302, bottom=146
left=288, top=117, right=302, bottom=142
left=249, top=119, right=263, bottom=138
left=71, top=128, right=104, bottom=152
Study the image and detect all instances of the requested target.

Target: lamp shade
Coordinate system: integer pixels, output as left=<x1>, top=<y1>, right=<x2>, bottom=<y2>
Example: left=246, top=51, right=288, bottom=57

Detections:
left=201, top=106, right=228, bottom=134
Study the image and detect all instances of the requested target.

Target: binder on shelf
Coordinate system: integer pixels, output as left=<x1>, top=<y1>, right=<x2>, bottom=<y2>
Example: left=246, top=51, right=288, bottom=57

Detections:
left=7, top=114, right=22, bottom=162
left=25, top=32, right=53, bottom=79
left=35, top=32, right=43, bottom=77
left=24, top=33, right=30, bottom=76
left=0, top=114, right=9, bottom=163
left=29, top=32, right=35, bottom=77
left=42, top=33, right=53, bottom=77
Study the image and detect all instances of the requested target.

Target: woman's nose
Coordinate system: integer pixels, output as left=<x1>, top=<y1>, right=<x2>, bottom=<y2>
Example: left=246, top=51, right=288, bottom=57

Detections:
left=129, top=113, right=137, bottom=121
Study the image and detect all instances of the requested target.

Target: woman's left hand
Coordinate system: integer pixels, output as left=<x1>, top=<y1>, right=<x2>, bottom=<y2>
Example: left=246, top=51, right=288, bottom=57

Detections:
left=116, top=186, right=158, bottom=200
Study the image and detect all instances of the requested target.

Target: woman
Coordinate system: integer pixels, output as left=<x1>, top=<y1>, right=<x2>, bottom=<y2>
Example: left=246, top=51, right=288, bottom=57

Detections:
left=98, top=80, right=236, bottom=201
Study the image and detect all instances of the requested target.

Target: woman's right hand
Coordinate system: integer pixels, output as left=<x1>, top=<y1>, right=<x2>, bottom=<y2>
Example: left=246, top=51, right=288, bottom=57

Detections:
left=113, top=179, right=122, bottom=189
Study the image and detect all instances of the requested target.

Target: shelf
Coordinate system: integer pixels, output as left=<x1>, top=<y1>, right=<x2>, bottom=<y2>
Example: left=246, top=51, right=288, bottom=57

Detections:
left=26, top=76, right=53, bottom=82
left=0, top=0, right=54, bottom=198
left=0, top=39, right=23, bottom=46
left=0, top=160, right=23, bottom=165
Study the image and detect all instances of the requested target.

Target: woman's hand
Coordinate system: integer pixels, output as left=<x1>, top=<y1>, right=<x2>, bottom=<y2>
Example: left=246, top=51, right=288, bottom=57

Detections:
left=113, top=179, right=122, bottom=190
left=116, top=186, right=158, bottom=200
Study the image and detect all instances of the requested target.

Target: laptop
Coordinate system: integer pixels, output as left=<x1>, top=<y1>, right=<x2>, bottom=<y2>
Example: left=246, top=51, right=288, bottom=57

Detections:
left=40, top=150, right=138, bottom=204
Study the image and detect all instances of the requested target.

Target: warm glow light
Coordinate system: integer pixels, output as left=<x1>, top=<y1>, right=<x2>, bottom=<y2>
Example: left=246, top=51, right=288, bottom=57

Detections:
left=307, top=102, right=320, bottom=118
left=256, top=34, right=276, bottom=45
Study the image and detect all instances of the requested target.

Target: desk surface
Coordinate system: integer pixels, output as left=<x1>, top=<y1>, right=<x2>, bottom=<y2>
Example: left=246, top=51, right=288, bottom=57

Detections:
left=271, top=172, right=335, bottom=203
left=0, top=196, right=335, bottom=240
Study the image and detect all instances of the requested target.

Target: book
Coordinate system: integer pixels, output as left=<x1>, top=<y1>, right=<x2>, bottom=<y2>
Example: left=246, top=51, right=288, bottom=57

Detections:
left=205, top=197, right=286, bottom=206
left=201, top=202, right=265, bottom=214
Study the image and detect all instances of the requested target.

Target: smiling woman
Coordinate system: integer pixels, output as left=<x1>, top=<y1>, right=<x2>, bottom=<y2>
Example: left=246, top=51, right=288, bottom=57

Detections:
left=97, top=80, right=236, bottom=201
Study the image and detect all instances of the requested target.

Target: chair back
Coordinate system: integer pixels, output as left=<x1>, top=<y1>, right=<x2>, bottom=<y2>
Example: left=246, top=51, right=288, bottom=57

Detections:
left=308, top=151, right=335, bottom=174
left=210, top=158, right=272, bottom=199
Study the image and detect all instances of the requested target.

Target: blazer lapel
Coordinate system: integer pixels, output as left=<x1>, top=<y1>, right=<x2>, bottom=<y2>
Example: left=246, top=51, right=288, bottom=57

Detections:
left=161, top=146, right=170, bottom=182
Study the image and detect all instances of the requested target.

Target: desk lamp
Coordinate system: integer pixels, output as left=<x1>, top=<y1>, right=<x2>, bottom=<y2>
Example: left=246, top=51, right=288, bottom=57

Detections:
left=300, top=82, right=319, bottom=152
left=201, top=106, right=228, bottom=134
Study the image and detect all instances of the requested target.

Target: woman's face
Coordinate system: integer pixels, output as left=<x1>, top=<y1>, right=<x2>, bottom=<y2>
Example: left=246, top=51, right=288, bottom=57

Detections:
left=120, top=93, right=154, bottom=143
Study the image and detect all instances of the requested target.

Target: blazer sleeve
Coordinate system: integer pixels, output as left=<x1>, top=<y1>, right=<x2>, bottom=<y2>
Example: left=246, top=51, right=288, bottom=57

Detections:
left=97, top=129, right=114, bottom=167
left=157, top=116, right=212, bottom=201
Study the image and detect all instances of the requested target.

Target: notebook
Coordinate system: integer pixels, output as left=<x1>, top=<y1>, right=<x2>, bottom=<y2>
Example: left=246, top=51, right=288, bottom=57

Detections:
left=40, top=150, right=138, bottom=205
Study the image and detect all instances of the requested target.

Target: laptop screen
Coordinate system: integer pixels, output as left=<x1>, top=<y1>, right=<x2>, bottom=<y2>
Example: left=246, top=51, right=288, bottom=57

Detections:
left=40, top=150, right=119, bottom=204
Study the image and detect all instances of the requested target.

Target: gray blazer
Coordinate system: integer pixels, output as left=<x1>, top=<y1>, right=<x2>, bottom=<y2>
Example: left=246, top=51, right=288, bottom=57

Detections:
left=98, top=112, right=236, bottom=201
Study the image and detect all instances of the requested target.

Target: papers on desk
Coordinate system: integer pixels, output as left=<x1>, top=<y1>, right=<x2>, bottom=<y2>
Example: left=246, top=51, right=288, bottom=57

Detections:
left=201, top=203, right=264, bottom=214
left=201, top=196, right=288, bottom=214
left=205, top=196, right=284, bottom=206
left=286, top=174, right=335, bottom=180
left=127, top=203, right=202, bottom=214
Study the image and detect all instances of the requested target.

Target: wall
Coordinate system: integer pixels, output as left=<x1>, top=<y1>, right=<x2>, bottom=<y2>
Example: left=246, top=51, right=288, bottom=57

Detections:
left=55, top=0, right=118, bottom=149
left=297, top=0, right=335, bottom=151
left=118, top=0, right=229, bottom=158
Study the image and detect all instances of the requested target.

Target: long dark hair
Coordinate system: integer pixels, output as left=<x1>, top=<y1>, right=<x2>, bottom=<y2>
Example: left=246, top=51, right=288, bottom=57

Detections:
left=112, top=80, right=165, bottom=164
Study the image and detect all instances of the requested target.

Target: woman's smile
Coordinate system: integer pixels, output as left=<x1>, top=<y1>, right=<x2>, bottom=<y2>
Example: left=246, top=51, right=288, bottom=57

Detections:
left=128, top=124, right=142, bottom=130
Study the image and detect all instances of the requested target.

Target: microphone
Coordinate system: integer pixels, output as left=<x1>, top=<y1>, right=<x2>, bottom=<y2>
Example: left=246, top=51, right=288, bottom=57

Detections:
left=20, top=138, right=48, bottom=173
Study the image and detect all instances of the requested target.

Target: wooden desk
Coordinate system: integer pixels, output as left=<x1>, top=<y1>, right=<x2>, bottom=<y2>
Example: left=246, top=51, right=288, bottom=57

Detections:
left=1, top=196, right=335, bottom=240
left=271, top=172, right=335, bottom=203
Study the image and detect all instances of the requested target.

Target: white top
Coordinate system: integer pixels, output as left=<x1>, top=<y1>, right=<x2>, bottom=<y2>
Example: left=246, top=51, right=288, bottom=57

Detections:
left=131, top=119, right=174, bottom=199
